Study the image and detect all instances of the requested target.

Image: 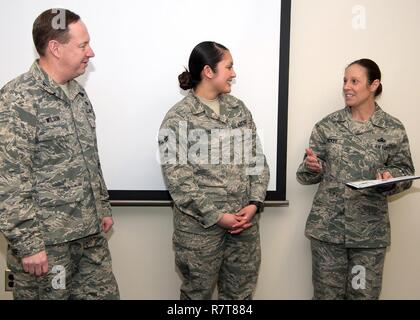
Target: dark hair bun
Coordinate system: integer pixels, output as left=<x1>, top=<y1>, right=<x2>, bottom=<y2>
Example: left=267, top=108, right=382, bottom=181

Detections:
left=178, top=70, right=193, bottom=90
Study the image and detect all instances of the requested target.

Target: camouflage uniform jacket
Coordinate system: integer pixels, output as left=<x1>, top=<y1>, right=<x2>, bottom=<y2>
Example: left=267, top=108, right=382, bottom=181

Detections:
left=297, top=105, right=414, bottom=248
left=0, top=61, right=111, bottom=257
left=159, top=91, right=269, bottom=231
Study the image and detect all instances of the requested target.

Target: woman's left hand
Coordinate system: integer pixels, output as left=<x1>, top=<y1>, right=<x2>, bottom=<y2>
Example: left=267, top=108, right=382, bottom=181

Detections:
left=375, top=170, right=396, bottom=192
left=376, top=171, right=393, bottom=180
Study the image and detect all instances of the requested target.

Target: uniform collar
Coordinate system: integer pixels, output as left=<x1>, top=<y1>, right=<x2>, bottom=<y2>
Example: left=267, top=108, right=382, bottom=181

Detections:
left=30, top=60, right=85, bottom=102
left=333, top=104, right=387, bottom=128
left=369, top=104, right=387, bottom=128
left=187, top=90, right=240, bottom=115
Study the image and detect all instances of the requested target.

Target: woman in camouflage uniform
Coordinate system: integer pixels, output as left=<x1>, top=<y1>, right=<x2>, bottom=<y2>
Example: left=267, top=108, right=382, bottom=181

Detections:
left=159, top=42, right=269, bottom=299
left=297, top=59, right=414, bottom=299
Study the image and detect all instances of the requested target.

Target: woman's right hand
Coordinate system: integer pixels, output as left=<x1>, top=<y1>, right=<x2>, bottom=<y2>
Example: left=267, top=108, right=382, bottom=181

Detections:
left=305, top=148, right=322, bottom=173
left=217, top=212, right=253, bottom=235
left=217, top=213, right=242, bottom=230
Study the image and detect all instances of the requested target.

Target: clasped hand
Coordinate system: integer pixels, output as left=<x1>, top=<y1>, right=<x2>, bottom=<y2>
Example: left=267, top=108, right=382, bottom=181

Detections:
left=217, top=204, right=258, bottom=235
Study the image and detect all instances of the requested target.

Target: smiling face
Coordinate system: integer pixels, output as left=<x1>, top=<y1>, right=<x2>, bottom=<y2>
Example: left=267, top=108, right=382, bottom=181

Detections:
left=58, top=20, right=95, bottom=82
left=343, top=64, right=379, bottom=108
left=210, top=50, right=236, bottom=94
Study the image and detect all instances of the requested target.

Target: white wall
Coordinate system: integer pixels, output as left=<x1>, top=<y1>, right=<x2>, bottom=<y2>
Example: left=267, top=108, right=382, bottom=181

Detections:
left=1, top=0, right=420, bottom=299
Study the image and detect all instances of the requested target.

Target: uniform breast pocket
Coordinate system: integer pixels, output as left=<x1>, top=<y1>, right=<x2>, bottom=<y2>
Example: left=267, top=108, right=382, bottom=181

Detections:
left=324, top=137, right=344, bottom=177
left=369, top=142, right=390, bottom=165
left=231, top=117, right=248, bottom=129
left=325, top=137, right=344, bottom=160
left=38, top=120, right=74, bottom=141
left=37, top=122, right=76, bottom=166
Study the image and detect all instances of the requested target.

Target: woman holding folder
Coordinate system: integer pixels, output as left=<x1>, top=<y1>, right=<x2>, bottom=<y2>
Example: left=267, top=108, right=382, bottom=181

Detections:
left=296, top=58, right=415, bottom=299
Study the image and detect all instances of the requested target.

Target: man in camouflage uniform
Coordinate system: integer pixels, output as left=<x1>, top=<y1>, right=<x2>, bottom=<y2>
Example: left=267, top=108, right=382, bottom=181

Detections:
left=0, top=9, right=119, bottom=299
left=297, top=104, right=414, bottom=299
left=159, top=91, right=269, bottom=299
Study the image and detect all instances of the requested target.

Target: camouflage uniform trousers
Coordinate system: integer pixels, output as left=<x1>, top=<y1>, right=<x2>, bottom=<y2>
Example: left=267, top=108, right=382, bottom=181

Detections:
left=7, top=232, right=119, bottom=300
left=173, top=222, right=261, bottom=300
left=310, top=237, right=386, bottom=300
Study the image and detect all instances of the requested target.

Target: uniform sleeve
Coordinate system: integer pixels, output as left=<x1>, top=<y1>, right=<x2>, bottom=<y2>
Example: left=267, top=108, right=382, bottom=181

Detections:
left=248, top=115, right=269, bottom=202
left=89, top=100, right=112, bottom=218
left=379, top=125, right=415, bottom=196
left=159, top=113, right=222, bottom=228
left=296, top=123, right=326, bottom=185
left=97, top=160, right=112, bottom=218
left=0, top=92, right=45, bottom=257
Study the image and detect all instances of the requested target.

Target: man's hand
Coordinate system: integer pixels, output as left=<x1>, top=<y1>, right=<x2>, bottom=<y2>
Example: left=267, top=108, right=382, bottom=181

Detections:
left=305, top=148, right=322, bottom=173
left=22, top=251, right=48, bottom=277
left=102, top=216, right=114, bottom=233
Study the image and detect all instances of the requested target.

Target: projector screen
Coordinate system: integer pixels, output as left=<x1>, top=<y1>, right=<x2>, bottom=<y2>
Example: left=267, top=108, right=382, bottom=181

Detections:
left=0, top=0, right=290, bottom=204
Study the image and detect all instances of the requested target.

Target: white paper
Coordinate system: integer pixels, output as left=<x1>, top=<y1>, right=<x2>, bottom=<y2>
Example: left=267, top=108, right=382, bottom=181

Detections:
left=346, top=175, right=420, bottom=189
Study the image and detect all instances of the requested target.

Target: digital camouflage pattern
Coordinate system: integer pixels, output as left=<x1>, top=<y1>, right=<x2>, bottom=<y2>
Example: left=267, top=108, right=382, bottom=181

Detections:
left=159, top=91, right=269, bottom=231
left=297, top=105, right=415, bottom=248
left=0, top=61, right=112, bottom=257
left=159, top=91, right=269, bottom=299
left=311, top=238, right=386, bottom=300
left=7, top=232, right=119, bottom=300
left=173, top=216, right=261, bottom=300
